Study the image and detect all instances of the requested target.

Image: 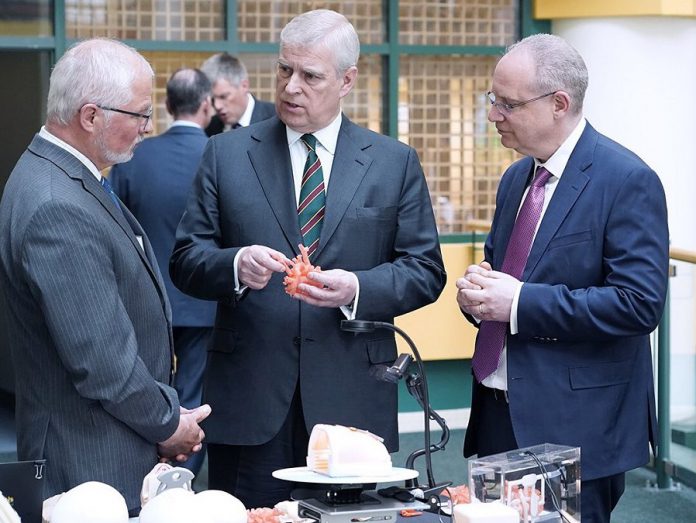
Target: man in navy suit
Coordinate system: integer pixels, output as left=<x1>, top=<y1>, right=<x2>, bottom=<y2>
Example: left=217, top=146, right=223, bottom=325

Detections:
left=171, top=9, right=446, bottom=508
left=201, top=53, right=276, bottom=136
left=456, top=34, right=669, bottom=523
left=110, top=68, right=216, bottom=476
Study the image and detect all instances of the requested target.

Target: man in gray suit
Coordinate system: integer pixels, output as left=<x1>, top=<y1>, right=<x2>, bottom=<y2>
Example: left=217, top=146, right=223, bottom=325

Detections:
left=0, top=38, right=210, bottom=516
left=201, top=52, right=276, bottom=136
left=171, top=9, right=446, bottom=508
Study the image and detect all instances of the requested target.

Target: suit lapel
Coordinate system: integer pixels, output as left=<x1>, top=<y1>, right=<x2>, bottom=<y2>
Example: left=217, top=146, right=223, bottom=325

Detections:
left=523, top=125, right=596, bottom=278
left=314, top=118, right=372, bottom=260
left=247, top=120, right=303, bottom=251
left=29, top=136, right=169, bottom=312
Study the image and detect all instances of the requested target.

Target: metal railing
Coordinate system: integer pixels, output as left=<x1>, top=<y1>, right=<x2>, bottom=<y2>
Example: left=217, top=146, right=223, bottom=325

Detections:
left=656, top=247, right=696, bottom=488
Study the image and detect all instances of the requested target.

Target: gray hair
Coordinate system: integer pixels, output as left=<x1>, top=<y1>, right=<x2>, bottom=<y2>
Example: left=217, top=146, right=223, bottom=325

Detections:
left=507, top=33, right=588, bottom=115
left=280, top=9, right=360, bottom=74
left=200, top=53, right=248, bottom=86
left=47, top=38, right=153, bottom=126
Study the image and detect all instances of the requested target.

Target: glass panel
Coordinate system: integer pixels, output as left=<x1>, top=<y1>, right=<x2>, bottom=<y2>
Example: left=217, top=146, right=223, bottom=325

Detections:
left=0, top=0, right=53, bottom=37
left=237, top=0, right=384, bottom=44
left=399, top=0, right=517, bottom=46
left=142, top=51, right=381, bottom=136
left=670, top=261, right=696, bottom=479
left=399, top=55, right=518, bottom=233
left=66, top=0, right=224, bottom=40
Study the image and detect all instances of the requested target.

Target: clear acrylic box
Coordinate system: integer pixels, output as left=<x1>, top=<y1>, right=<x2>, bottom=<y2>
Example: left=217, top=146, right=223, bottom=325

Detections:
left=467, top=444, right=581, bottom=523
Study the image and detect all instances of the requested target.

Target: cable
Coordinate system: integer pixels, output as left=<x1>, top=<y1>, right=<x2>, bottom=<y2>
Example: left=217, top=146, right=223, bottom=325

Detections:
left=523, top=450, right=572, bottom=523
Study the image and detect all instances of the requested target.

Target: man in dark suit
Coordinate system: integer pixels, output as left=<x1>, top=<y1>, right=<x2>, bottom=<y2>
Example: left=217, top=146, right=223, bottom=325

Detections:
left=171, top=9, right=446, bottom=509
left=0, top=39, right=209, bottom=516
left=110, top=68, right=216, bottom=477
left=201, top=52, right=276, bottom=136
left=456, top=34, right=669, bottom=523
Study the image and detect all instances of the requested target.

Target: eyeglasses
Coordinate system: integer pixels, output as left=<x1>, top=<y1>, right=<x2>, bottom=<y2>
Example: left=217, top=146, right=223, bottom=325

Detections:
left=486, top=91, right=556, bottom=115
left=97, top=105, right=152, bottom=129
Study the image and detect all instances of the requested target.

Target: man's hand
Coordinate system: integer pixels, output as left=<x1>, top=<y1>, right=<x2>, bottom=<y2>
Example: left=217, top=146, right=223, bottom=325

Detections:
left=458, top=263, right=519, bottom=323
left=293, top=269, right=358, bottom=308
left=456, top=261, right=490, bottom=315
left=238, top=245, right=289, bottom=290
left=158, top=404, right=212, bottom=463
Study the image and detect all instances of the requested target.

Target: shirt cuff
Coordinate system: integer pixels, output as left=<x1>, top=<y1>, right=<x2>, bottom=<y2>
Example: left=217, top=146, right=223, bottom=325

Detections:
left=509, top=281, right=524, bottom=335
left=233, top=247, right=249, bottom=296
left=339, top=273, right=360, bottom=320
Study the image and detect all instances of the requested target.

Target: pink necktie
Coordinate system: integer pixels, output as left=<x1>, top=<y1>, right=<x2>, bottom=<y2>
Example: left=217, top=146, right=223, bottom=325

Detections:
left=472, top=166, right=553, bottom=383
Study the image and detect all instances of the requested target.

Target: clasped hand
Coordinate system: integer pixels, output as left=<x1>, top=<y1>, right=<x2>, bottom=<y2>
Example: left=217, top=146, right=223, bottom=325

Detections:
left=455, top=261, right=519, bottom=322
left=157, top=404, right=211, bottom=463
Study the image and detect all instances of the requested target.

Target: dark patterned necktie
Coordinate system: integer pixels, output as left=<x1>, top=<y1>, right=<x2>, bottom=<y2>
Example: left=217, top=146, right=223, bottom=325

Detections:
left=297, top=134, right=326, bottom=257
left=101, top=176, right=123, bottom=214
left=472, top=166, right=553, bottom=383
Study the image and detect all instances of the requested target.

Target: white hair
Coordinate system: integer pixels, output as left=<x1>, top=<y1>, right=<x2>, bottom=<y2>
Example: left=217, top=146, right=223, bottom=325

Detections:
left=47, top=38, right=153, bottom=126
left=280, top=9, right=360, bottom=74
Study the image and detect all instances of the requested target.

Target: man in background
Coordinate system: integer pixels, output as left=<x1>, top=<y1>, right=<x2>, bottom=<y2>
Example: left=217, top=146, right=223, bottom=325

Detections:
left=171, top=9, right=445, bottom=509
left=201, top=52, right=275, bottom=136
left=456, top=34, right=669, bottom=523
left=0, top=39, right=209, bottom=516
left=110, top=68, right=216, bottom=477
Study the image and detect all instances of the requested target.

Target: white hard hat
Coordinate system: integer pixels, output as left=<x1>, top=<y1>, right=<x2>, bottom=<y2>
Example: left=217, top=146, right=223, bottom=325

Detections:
left=194, top=490, right=247, bottom=523
left=51, top=481, right=128, bottom=523
left=139, top=487, right=196, bottom=523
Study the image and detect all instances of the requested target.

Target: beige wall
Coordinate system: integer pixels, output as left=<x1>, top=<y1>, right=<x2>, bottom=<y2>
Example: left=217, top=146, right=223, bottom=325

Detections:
left=395, top=243, right=484, bottom=360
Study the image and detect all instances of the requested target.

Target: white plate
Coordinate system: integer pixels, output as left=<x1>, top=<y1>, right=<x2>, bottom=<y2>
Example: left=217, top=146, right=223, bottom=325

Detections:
left=272, top=466, right=418, bottom=484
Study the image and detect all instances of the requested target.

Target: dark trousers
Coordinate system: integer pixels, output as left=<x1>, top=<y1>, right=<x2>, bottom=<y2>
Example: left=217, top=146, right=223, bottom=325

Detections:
left=207, top=387, right=310, bottom=509
left=581, top=473, right=625, bottom=523
left=468, top=382, right=518, bottom=457
left=172, top=326, right=212, bottom=476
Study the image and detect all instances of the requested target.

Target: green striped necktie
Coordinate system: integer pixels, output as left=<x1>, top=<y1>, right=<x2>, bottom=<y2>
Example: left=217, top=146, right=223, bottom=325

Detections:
left=297, top=134, right=326, bottom=257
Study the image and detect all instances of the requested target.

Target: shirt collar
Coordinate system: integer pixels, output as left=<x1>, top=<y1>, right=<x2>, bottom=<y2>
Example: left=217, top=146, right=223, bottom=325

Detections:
left=238, top=93, right=255, bottom=128
left=39, top=126, right=103, bottom=181
left=535, top=117, right=587, bottom=179
left=171, top=120, right=202, bottom=129
left=285, top=112, right=342, bottom=154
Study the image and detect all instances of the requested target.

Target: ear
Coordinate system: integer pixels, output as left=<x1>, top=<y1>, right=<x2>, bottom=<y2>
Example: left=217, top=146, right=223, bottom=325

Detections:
left=78, top=103, right=100, bottom=132
left=552, top=90, right=572, bottom=118
left=339, top=66, right=358, bottom=99
left=240, top=78, right=250, bottom=92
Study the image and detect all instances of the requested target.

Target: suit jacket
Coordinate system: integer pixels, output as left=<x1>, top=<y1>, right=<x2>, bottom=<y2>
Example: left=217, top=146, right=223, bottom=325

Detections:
left=463, top=123, right=669, bottom=481
left=0, top=135, right=180, bottom=512
left=110, top=125, right=216, bottom=327
left=171, top=116, right=446, bottom=451
left=205, top=97, right=276, bottom=137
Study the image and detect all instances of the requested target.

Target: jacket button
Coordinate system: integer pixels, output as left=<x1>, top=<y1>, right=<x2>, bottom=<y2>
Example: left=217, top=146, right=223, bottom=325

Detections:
left=293, top=336, right=301, bottom=346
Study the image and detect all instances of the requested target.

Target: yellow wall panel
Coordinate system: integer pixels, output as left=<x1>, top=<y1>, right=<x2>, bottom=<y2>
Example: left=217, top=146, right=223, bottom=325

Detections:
left=395, top=242, right=485, bottom=361
left=535, top=0, right=696, bottom=19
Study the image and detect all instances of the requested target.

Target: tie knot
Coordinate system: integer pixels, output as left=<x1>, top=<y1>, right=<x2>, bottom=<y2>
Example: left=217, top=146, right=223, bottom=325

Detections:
left=533, top=166, right=552, bottom=187
left=301, top=134, right=317, bottom=152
